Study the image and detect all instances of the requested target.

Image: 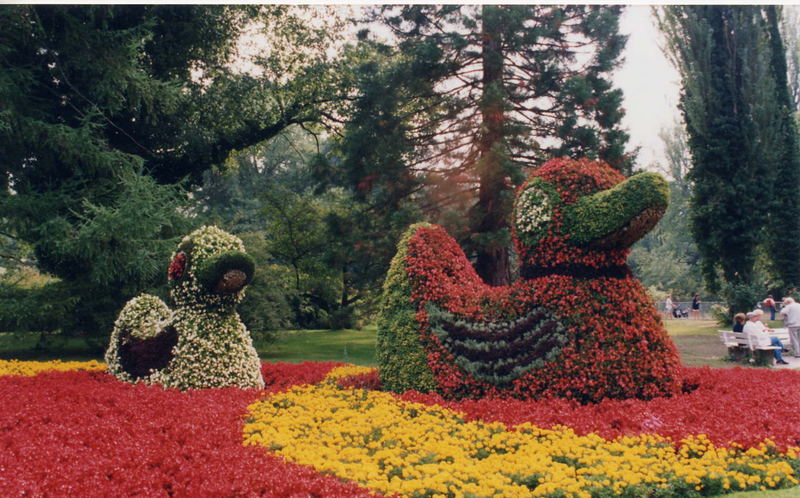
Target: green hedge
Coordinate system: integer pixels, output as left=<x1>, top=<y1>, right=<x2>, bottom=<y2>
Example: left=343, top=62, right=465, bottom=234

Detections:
left=377, top=223, right=437, bottom=393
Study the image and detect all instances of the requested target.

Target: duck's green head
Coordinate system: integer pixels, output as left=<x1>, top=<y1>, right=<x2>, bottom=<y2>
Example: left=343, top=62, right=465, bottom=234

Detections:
left=512, top=158, right=669, bottom=268
left=168, top=226, right=255, bottom=308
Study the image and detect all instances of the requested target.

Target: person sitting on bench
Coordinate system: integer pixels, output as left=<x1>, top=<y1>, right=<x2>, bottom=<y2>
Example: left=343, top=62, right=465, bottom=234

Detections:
left=732, top=312, right=746, bottom=333
left=743, top=309, right=788, bottom=365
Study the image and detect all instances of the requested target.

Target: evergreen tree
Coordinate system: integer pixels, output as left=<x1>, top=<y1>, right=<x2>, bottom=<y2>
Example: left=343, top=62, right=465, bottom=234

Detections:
left=764, top=6, right=800, bottom=288
left=338, top=5, right=631, bottom=285
left=0, top=5, right=341, bottom=341
left=657, top=6, right=781, bottom=313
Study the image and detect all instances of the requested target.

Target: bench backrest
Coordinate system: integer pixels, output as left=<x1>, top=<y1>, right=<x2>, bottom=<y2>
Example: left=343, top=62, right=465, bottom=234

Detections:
left=718, top=329, right=789, bottom=351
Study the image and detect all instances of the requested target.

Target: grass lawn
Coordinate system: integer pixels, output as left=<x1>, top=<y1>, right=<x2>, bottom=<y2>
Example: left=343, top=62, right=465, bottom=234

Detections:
left=256, top=325, right=378, bottom=366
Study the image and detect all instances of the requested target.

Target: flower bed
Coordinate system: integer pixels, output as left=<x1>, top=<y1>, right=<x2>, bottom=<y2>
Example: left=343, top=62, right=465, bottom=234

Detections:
left=2, top=360, right=800, bottom=497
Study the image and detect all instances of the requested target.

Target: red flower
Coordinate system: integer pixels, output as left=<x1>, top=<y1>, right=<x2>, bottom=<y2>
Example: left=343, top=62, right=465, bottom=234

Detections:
left=168, top=252, right=187, bottom=280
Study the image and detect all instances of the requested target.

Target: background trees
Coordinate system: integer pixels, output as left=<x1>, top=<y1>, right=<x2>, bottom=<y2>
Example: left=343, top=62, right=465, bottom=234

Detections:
left=327, top=5, right=632, bottom=285
left=3, top=4, right=800, bottom=344
left=0, top=5, right=342, bottom=344
left=657, top=5, right=800, bottom=313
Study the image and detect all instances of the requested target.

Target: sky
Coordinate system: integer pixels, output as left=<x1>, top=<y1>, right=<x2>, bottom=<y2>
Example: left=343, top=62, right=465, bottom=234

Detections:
left=614, top=6, right=682, bottom=170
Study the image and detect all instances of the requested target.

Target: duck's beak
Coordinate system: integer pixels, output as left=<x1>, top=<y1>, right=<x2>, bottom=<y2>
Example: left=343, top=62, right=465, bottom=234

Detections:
left=196, top=251, right=255, bottom=294
left=563, top=172, right=669, bottom=248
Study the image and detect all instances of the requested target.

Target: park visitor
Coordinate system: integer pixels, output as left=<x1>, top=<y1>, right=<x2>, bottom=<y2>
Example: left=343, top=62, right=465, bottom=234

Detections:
left=781, top=297, right=800, bottom=358
left=732, top=313, right=746, bottom=333
left=743, top=309, right=789, bottom=365
left=764, top=294, right=777, bottom=320
left=664, top=294, right=673, bottom=320
left=691, top=293, right=701, bottom=319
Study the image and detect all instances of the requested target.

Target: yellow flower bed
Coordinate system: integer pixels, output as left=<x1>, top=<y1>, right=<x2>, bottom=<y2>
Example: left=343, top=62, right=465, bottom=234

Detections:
left=324, top=365, right=377, bottom=382
left=0, top=359, right=105, bottom=377
left=243, top=384, right=799, bottom=497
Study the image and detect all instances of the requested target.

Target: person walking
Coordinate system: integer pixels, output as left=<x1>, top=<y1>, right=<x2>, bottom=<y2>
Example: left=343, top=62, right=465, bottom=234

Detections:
left=743, top=309, right=789, bottom=364
left=781, top=297, right=800, bottom=358
left=664, top=294, right=673, bottom=320
left=764, top=295, right=776, bottom=321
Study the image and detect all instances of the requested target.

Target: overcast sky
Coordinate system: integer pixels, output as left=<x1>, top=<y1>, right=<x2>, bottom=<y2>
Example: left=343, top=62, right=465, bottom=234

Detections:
left=614, top=6, right=682, bottom=170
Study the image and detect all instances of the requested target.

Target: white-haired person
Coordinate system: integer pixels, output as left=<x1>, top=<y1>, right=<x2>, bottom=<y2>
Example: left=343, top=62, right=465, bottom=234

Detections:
left=743, top=309, right=789, bottom=365
left=781, top=297, right=800, bottom=358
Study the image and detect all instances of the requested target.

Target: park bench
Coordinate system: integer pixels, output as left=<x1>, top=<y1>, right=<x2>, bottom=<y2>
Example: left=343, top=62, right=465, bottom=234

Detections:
left=718, top=329, right=792, bottom=364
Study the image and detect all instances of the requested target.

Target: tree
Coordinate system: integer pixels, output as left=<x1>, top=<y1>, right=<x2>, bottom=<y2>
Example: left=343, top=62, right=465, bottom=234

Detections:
left=764, top=6, right=800, bottom=289
left=0, top=5, right=343, bottom=340
left=630, top=123, right=704, bottom=299
left=335, top=6, right=631, bottom=285
left=782, top=6, right=800, bottom=111
left=657, top=6, right=781, bottom=313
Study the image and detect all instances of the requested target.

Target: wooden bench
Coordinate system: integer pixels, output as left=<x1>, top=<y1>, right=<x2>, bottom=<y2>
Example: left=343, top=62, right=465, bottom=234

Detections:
left=718, top=329, right=792, bottom=364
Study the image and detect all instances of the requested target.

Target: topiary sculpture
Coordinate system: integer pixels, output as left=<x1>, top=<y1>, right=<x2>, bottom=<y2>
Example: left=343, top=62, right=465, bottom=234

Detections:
left=378, top=158, right=682, bottom=402
left=105, top=226, right=264, bottom=389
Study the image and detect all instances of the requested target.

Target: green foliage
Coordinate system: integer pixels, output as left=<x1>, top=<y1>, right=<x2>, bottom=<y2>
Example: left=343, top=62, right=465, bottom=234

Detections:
left=0, top=5, right=343, bottom=344
left=236, top=233, right=292, bottom=338
left=564, top=172, right=669, bottom=245
left=657, top=6, right=786, bottom=302
left=763, top=6, right=800, bottom=289
left=377, top=223, right=436, bottom=393
left=630, top=124, right=705, bottom=300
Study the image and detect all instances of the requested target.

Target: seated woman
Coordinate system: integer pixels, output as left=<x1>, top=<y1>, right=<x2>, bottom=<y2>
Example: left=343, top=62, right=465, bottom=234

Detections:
left=732, top=312, right=746, bottom=332
left=743, top=309, right=789, bottom=364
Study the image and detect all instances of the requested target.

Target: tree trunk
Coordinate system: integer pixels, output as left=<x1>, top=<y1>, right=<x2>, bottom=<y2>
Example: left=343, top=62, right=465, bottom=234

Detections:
left=473, top=5, right=511, bottom=287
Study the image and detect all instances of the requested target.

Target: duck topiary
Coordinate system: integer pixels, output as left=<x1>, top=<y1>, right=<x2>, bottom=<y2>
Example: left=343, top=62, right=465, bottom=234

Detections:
left=377, top=158, right=682, bottom=402
left=105, top=226, right=264, bottom=390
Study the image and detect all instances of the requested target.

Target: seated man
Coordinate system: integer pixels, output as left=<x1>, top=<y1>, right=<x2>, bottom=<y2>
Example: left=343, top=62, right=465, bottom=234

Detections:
left=743, top=309, right=789, bottom=365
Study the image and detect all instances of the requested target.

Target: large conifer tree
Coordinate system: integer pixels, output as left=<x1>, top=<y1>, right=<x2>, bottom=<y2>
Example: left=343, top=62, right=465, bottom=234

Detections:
left=338, top=6, right=631, bottom=285
left=764, top=6, right=800, bottom=289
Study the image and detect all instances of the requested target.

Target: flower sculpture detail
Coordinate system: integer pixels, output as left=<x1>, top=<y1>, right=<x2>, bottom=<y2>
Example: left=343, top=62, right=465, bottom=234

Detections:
left=105, top=226, right=264, bottom=389
left=377, top=158, right=682, bottom=402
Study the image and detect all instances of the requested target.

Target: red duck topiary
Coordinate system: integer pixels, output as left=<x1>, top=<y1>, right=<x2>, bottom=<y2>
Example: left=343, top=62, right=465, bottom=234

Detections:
left=377, top=158, right=682, bottom=403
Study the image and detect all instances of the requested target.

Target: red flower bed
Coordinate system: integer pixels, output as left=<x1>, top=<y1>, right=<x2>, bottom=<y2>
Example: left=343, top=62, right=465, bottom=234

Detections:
left=399, top=366, right=800, bottom=451
left=0, top=363, right=372, bottom=497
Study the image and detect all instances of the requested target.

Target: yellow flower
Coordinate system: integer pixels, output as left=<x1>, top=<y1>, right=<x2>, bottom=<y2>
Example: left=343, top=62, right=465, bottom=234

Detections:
left=243, top=383, right=800, bottom=497
left=0, top=359, right=105, bottom=377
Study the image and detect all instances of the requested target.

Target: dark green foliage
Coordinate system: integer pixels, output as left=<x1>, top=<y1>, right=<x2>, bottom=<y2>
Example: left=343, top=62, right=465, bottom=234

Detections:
left=426, top=304, right=567, bottom=386
left=194, top=251, right=255, bottom=293
left=763, top=6, right=800, bottom=289
left=376, top=223, right=436, bottom=393
left=564, top=172, right=669, bottom=246
left=0, top=6, right=340, bottom=340
left=657, top=6, right=786, bottom=313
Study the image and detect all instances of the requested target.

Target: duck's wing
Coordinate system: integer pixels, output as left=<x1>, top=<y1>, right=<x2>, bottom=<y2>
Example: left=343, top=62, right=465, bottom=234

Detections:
left=117, top=325, right=178, bottom=380
left=426, top=305, right=567, bottom=386
left=105, top=294, right=177, bottom=381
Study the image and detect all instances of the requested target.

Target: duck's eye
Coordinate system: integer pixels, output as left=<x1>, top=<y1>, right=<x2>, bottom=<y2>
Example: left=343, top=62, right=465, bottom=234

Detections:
left=514, top=178, right=558, bottom=246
